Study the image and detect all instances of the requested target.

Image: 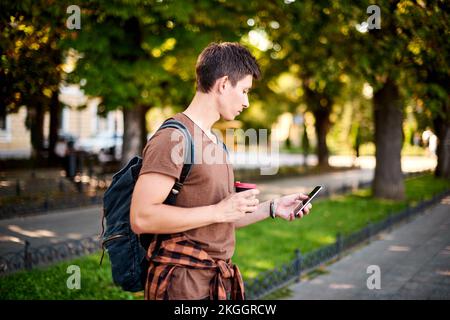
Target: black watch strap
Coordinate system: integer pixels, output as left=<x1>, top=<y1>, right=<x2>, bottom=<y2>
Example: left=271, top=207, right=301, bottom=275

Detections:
left=270, top=199, right=276, bottom=219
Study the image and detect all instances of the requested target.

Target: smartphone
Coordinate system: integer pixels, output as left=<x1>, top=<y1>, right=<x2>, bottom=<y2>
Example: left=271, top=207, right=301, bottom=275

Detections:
left=293, top=186, right=323, bottom=217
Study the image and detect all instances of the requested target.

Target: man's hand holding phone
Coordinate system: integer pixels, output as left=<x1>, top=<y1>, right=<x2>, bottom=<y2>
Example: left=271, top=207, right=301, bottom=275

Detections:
left=274, top=186, right=323, bottom=221
left=273, top=193, right=312, bottom=221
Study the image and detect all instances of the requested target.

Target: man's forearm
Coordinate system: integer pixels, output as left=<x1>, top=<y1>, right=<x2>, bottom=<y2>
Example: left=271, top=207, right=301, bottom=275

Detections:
left=234, top=200, right=271, bottom=229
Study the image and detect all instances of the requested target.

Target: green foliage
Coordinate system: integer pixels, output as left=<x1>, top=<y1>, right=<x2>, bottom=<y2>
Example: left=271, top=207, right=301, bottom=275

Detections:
left=259, top=1, right=347, bottom=115
left=1, top=1, right=68, bottom=112
left=64, top=0, right=254, bottom=113
left=401, top=1, right=449, bottom=122
left=343, top=0, right=449, bottom=120
left=2, top=1, right=447, bottom=134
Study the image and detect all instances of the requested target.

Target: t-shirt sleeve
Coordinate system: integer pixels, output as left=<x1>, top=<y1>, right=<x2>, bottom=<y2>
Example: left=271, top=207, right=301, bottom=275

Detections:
left=139, top=127, right=187, bottom=180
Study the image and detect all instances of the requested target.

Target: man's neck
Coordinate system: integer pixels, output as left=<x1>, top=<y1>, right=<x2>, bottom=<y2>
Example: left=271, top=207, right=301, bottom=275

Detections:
left=182, top=92, right=220, bottom=133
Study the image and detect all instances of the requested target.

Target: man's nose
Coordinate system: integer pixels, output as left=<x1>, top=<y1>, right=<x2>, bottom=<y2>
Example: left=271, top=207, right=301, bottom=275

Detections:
left=243, top=96, right=249, bottom=108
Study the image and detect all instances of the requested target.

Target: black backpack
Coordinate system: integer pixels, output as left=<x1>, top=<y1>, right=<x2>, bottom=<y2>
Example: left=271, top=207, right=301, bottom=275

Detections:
left=100, top=119, right=195, bottom=292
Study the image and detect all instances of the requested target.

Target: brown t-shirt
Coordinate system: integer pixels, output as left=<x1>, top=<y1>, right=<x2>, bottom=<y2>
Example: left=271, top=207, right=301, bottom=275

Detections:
left=139, top=112, right=235, bottom=299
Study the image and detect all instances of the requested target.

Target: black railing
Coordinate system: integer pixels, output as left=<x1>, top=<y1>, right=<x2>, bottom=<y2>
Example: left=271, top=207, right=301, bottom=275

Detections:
left=0, top=163, right=112, bottom=219
left=0, top=194, right=104, bottom=219
left=0, top=236, right=100, bottom=275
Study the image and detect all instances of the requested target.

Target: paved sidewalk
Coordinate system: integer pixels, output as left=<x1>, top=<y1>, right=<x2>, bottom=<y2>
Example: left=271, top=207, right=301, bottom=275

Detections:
left=287, top=196, right=450, bottom=300
left=257, top=168, right=372, bottom=202
left=0, top=206, right=102, bottom=255
left=0, top=168, right=373, bottom=255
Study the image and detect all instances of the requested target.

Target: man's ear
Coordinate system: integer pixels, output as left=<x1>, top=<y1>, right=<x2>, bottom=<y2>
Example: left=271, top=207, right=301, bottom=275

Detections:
left=216, top=76, right=229, bottom=94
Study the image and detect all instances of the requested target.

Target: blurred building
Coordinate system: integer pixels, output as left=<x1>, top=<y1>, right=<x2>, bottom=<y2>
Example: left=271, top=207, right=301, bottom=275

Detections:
left=0, top=85, right=123, bottom=159
left=0, top=106, right=31, bottom=158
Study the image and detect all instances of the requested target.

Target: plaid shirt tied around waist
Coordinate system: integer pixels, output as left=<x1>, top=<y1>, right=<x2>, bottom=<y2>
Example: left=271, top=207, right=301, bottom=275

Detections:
left=144, top=234, right=245, bottom=300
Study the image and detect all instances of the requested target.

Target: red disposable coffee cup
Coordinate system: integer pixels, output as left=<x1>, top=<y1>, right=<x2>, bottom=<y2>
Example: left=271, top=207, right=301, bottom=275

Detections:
left=234, top=181, right=257, bottom=193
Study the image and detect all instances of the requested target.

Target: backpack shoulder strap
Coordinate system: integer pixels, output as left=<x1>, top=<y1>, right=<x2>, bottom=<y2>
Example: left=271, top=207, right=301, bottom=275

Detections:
left=211, top=130, right=229, bottom=156
left=156, top=119, right=194, bottom=203
left=140, top=119, right=195, bottom=250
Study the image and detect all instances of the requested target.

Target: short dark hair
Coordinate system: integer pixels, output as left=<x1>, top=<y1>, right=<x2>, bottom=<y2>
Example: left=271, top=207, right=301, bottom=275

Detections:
left=195, top=42, right=261, bottom=93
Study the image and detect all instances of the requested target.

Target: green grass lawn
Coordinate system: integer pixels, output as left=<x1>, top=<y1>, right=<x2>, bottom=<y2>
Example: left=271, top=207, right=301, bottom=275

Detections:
left=1, top=174, right=448, bottom=299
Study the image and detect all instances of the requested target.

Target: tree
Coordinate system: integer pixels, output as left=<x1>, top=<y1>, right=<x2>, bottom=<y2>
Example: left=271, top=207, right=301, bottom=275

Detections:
left=353, top=125, right=362, bottom=158
left=340, top=1, right=409, bottom=199
left=1, top=1, right=66, bottom=162
left=66, top=0, right=253, bottom=165
left=404, top=0, right=450, bottom=178
left=256, top=1, right=347, bottom=167
left=342, top=0, right=449, bottom=197
left=301, top=122, right=310, bottom=167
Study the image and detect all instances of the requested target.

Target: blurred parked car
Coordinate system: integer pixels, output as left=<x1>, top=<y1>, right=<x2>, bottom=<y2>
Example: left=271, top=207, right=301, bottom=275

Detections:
left=43, top=132, right=77, bottom=150
left=75, top=132, right=122, bottom=161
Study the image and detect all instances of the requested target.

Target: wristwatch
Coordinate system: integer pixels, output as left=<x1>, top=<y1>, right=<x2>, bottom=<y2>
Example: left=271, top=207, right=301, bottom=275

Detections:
left=269, top=199, right=277, bottom=219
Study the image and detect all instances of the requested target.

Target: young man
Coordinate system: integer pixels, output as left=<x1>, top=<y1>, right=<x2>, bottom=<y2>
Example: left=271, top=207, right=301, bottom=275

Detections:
left=130, top=42, right=312, bottom=300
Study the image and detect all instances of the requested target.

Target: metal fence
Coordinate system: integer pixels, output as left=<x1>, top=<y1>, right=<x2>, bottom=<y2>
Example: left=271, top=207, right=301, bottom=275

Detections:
left=0, top=236, right=100, bottom=275
left=0, top=194, right=104, bottom=219
left=0, top=178, right=107, bottom=219
left=244, top=188, right=450, bottom=300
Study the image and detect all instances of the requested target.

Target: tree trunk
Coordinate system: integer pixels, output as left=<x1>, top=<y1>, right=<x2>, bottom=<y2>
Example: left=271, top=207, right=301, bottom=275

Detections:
left=27, top=105, right=45, bottom=161
left=313, top=107, right=331, bottom=167
left=121, top=105, right=149, bottom=166
left=303, top=85, right=332, bottom=167
left=48, top=91, right=61, bottom=165
left=433, top=108, right=450, bottom=179
left=372, top=79, right=405, bottom=200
